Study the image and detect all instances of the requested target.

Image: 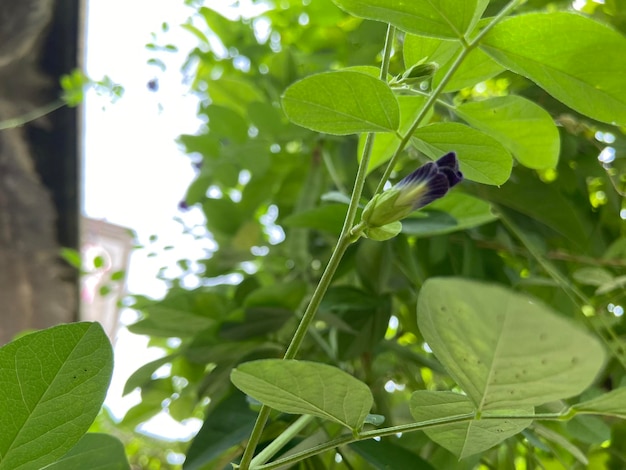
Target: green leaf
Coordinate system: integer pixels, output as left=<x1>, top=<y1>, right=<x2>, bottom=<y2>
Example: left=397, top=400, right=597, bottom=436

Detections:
left=566, top=415, right=611, bottom=445
left=219, top=307, right=293, bottom=341
left=230, top=359, right=373, bottom=431
left=572, top=267, right=614, bottom=287
left=358, top=95, right=431, bottom=174
left=481, top=12, right=626, bottom=126
left=320, top=287, right=391, bottom=360
left=123, top=354, right=178, bottom=396
left=476, top=170, right=591, bottom=247
left=42, top=434, right=129, bottom=470
left=532, top=424, right=589, bottom=466
left=411, top=122, right=513, bottom=185
left=283, top=204, right=350, bottom=235
left=571, top=387, right=626, bottom=419
left=206, top=77, right=265, bottom=116
left=332, top=0, right=480, bottom=39
left=205, top=105, right=249, bottom=143
left=349, top=439, right=435, bottom=470
left=281, top=71, right=400, bottom=135
left=184, top=392, right=257, bottom=470
left=0, top=323, right=113, bottom=470
left=402, top=191, right=497, bottom=237
left=128, top=288, right=226, bottom=337
left=410, top=391, right=532, bottom=458
left=404, top=34, right=504, bottom=92
left=595, top=275, right=626, bottom=296
left=418, top=278, right=606, bottom=410
left=455, top=96, right=560, bottom=170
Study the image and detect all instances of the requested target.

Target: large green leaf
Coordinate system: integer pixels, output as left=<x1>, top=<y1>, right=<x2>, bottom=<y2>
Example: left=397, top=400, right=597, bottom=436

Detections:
left=481, top=12, right=626, bottom=126
left=281, top=71, right=399, bottom=135
left=410, top=391, right=532, bottom=458
left=42, top=434, right=129, bottom=470
left=230, top=359, right=373, bottom=431
left=402, top=191, right=497, bottom=237
left=411, top=122, right=513, bottom=185
left=332, top=0, right=480, bottom=39
left=418, top=278, right=606, bottom=410
left=404, top=34, right=504, bottom=92
left=0, top=323, right=113, bottom=470
left=455, top=96, right=560, bottom=169
left=571, top=388, right=626, bottom=419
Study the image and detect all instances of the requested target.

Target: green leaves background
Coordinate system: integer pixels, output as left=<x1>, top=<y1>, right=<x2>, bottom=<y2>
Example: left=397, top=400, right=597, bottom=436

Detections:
left=19, top=0, right=623, bottom=468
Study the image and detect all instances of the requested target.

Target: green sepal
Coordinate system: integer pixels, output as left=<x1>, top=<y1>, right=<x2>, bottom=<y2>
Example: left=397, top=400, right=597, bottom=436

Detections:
left=364, top=221, right=402, bottom=240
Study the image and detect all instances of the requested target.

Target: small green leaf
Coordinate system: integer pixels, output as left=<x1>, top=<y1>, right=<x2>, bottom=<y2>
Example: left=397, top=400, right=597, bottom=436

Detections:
left=42, top=434, right=130, bottom=470
left=455, top=96, right=560, bottom=170
left=0, top=323, right=113, bottom=470
left=404, top=34, right=504, bottom=92
left=572, top=267, right=614, bottom=287
left=123, top=354, right=178, bottom=396
left=410, top=391, right=532, bottom=458
left=59, top=247, right=82, bottom=269
left=364, top=221, right=403, bottom=241
left=571, top=387, right=626, bottom=419
left=481, top=12, right=626, bottom=126
left=418, top=279, right=606, bottom=411
left=411, top=122, right=513, bottom=185
left=595, top=275, right=626, bottom=296
left=230, top=359, right=373, bottom=431
left=281, top=71, right=399, bottom=135
left=332, top=0, right=480, bottom=39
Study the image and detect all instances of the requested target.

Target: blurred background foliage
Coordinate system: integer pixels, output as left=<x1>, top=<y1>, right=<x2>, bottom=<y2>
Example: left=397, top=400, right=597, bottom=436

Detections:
left=109, top=0, right=626, bottom=468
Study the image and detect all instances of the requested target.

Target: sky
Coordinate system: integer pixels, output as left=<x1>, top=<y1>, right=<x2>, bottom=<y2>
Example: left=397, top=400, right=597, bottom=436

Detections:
left=83, top=0, right=217, bottom=440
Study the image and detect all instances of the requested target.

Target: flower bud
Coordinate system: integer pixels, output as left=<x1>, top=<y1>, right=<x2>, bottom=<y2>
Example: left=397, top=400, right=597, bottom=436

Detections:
left=361, top=152, right=463, bottom=230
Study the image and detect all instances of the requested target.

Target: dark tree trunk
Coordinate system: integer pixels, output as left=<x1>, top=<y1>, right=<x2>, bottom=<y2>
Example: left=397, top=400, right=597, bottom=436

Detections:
left=0, top=0, right=80, bottom=345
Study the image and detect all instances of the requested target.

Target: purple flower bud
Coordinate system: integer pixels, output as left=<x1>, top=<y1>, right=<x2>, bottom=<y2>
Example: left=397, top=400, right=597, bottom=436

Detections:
left=395, top=151, right=463, bottom=210
left=361, top=152, right=463, bottom=229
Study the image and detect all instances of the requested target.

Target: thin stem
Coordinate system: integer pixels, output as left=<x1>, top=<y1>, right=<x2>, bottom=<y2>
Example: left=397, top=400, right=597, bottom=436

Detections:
left=374, top=0, right=525, bottom=195
left=0, top=99, right=66, bottom=130
left=237, top=25, right=397, bottom=470
left=249, top=415, right=315, bottom=468
left=254, top=411, right=566, bottom=469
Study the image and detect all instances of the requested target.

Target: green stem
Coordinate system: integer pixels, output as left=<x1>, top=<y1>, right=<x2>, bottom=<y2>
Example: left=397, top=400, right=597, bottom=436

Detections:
left=249, top=415, right=315, bottom=468
left=254, top=410, right=565, bottom=469
left=0, top=99, right=66, bottom=130
left=237, top=25, right=397, bottom=470
left=374, top=0, right=524, bottom=195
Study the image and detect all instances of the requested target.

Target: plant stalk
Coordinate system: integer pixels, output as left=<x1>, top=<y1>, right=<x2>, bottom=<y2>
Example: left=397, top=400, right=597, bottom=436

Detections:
left=237, top=25, right=397, bottom=470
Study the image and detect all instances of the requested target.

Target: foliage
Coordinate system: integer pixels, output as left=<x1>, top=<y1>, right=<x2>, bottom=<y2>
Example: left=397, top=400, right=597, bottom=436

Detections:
left=2, top=0, right=626, bottom=469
